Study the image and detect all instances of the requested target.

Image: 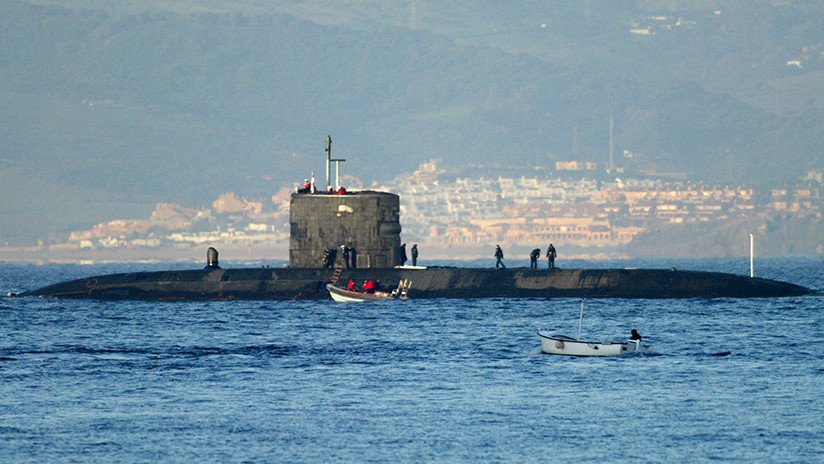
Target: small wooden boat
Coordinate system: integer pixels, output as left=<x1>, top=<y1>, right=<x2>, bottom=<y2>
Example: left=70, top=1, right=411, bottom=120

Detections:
left=326, top=279, right=411, bottom=302
left=538, top=300, right=649, bottom=356
left=537, top=331, right=647, bottom=356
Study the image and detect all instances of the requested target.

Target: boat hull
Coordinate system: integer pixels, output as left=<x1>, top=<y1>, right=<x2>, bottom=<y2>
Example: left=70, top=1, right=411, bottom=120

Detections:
left=538, top=332, right=647, bottom=356
left=326, top=284, right=396, bottom=302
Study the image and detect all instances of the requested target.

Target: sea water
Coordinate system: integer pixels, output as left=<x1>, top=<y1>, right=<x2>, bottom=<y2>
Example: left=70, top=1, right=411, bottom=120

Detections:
left=1, top=258, right=822, bottom=463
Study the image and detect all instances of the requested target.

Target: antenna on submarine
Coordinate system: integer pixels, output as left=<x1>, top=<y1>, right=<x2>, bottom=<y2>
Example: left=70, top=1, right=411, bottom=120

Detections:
left=331, top=157, right=346, bottom=190
left=325, top=135, right=346, bottom=190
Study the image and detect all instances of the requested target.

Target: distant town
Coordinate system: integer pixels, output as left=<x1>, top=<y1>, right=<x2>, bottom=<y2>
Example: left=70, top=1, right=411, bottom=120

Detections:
left=1, top=159, right=821, bottom=263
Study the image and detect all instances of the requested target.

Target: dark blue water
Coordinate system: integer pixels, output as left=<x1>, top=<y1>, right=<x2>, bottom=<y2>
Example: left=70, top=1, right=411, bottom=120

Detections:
left=1, top=258, right=822, bottom=463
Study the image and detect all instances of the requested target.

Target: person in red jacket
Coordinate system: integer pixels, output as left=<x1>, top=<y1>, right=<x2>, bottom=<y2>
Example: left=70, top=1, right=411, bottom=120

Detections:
left=362, top=280, right=375, bottom=293
left=347, top=279, right=356, bottom=291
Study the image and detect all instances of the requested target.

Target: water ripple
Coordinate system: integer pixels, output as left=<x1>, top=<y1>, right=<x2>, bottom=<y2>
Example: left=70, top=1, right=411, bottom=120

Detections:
left=0, top=259, right=822, bottom=463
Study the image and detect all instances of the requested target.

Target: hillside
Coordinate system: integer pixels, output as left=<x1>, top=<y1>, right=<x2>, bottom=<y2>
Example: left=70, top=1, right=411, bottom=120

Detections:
left=1, top=0, right=822, bottom=245
left=628, top=214, right=824, bottom=258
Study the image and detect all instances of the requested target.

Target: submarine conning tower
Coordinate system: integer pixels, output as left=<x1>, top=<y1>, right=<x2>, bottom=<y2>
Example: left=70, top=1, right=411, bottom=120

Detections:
left=289, top=191, right=401, bottom=268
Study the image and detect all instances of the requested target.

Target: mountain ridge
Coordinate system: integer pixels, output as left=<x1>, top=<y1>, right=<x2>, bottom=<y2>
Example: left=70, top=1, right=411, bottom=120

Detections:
left=1, top=0, right=822, bottom=245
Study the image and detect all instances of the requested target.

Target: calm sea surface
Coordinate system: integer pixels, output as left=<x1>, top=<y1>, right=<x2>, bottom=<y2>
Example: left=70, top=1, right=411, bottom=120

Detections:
left=1, top=258, right=822, bottom=463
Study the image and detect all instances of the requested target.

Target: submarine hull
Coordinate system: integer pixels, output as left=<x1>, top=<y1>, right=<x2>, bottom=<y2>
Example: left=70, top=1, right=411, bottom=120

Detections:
left=21, top=267, right=813, bottom=300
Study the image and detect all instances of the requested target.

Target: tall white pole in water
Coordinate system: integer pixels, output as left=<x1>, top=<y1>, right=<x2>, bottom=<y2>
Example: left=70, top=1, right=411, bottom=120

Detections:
left=749, top=232, right=754, bottom=278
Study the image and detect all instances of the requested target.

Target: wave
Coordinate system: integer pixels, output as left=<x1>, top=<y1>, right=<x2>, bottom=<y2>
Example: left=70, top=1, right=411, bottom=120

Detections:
left=0, top=343, right=295, bottom=358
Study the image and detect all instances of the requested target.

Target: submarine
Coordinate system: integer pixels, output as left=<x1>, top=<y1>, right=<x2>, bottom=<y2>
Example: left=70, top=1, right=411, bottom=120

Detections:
left=19, top=137, right=814, bottom=300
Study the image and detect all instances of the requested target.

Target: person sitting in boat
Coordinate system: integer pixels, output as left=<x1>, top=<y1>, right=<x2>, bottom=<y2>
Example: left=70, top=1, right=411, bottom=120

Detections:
left=337, top=186, right=346, bottom=195
left=630, top=329, right=642, bottom=341
left=297, top=179, right=311, bottom=193
left=347, top=279, right=356, bottom=291
left=362, top=280, right=375, bottom=293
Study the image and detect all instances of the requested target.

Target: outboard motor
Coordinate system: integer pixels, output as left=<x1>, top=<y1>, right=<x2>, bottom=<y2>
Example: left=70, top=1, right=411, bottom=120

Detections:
left=206, top=247, right=220, bottom=269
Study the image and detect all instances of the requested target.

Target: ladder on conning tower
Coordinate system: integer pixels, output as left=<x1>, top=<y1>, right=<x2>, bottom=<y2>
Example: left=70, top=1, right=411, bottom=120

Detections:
left=329, top=262, right=345, bottom=285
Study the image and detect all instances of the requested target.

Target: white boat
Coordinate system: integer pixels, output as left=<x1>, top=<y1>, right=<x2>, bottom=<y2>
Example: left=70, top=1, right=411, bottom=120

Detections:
left=537, top=331, right=647, bottom=356
left=326, top=279, right=411, bottom=302
left=538, top=300, right=649, bottom=356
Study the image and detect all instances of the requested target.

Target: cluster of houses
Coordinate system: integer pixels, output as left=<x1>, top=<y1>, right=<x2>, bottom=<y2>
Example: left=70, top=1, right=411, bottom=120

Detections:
left=52, top=159, right=821, bottom=258
left=373, top=161, right=822, bottom=250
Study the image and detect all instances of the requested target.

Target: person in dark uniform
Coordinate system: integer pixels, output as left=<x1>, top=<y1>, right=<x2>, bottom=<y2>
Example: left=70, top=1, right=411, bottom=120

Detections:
left=529, top=248, right=540, bottom=269
left=494, top=245, right=506, bottom=268
left=341, top=245, right=350, bottom=269
left=630, top=329, right=642, bottom=341
left=350, top=247, right=357, bottom=269
left=399, top=243, right=408, bottom=266
left=546, top=243, right=557, bottom=269
left=411, top=244, right=419, bottom=266
left=322, top=248, right=337, bottom=268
